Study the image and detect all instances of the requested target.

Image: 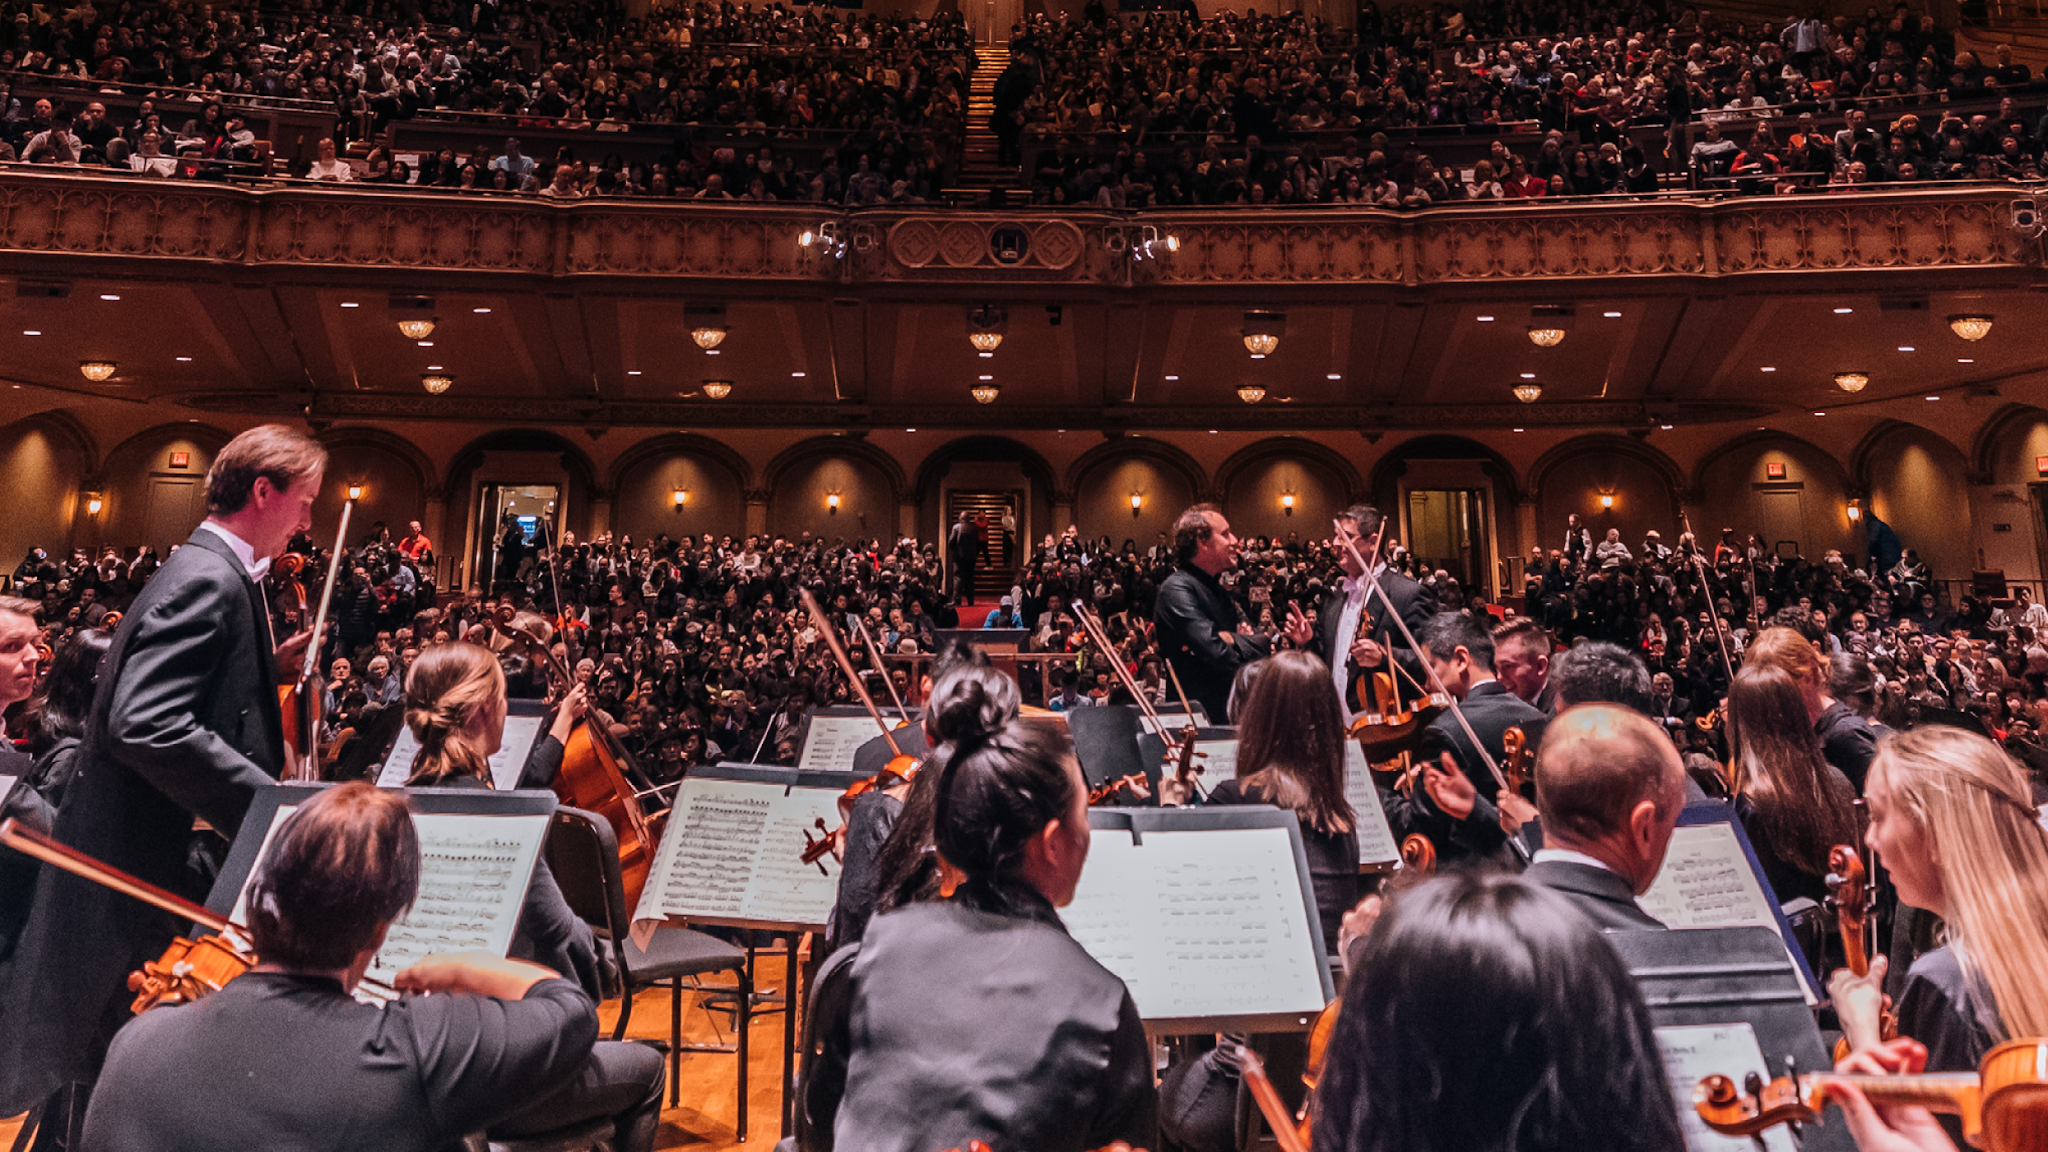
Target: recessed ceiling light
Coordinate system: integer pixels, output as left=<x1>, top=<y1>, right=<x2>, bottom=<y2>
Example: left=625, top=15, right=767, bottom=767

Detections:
left=1660, top=423, right=1674, bottom=429
left=426, top=365, right=442, bottom=370
left=175, top=356, right=191, bottom=362
left=21, top=331, right=39, bottom=336
left=1959, top=358, right=1975, bottom=363
left=1513, top=427, right=1525, bottom=433
left=472, top=307, right=491, bottom=314
left=1520, top=373, right=1536, bottom=379
left=978, top=374, right=993, bottom=381
left=340, top=302, right=359, bottom=308
left=1165, top=375, right=1180, bottom=381
left=1926, top=395, right=1940, bottom=401
left=905, top=428, right=916, bottom=432
left=706, top=349, right=720, bottom=356
left=1897, top=346, right=1915, bottom=352
left=627, top=370, right=642, bottom=376
left=1604, top=311, right=1622, bottom=318
left=1814, top=411, right=1827, bottom=417
left=791, top=371, right=806, bottom=378
left=1209, top=429, right=1218, bottom=434
left=1327, top=374, right=1342, bottom=380
left=417, top=341, right=433, bottom=347
left=1477, top=315, right=1496, bottom=322
left=1760, top=366, right=1776, bottom=372
left=978, top=351, right=993, bottom=358
left=1834, top=307, right=1853, bottom=314
left=1249, top=353, right=1266, bottom=360
left=99, top=294, right=120, bottom=301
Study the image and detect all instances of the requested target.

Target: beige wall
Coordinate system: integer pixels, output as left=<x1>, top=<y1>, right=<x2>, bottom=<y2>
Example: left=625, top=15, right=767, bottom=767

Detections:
left=769, top=455, right=896, bottom=542
left=1974, top=414, right=2048, bottom=588
left=1074, top=457, right=1195, bottom=545
left=1223, top=455, right=1345, bottom=543
left=93, top=430, right=223, bottom=558
left=1864, top=425, right=1972, bottom=583
left=614, top=451, right=747, bottom=543
left=0, top=421, right=85, bottom=574
left=1536, top=452, right=1678, bottom=559
left=1697, top=438, right=1858, bottom=566
left=317, top=445, right=426, bottom=551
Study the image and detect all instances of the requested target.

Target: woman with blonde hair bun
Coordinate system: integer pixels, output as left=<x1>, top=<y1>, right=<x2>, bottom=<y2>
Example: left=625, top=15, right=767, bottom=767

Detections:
left=1836, top=725, right=2048, bottom=1074
left=402, top=641, right=607, bottom=1000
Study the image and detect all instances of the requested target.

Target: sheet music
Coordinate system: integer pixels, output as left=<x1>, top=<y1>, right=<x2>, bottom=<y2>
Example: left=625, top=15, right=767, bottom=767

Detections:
left=1342, top=743, right=1401, bottom=866
left=1189, top=739, right=1236, bottom=785
left=1139, top=706, right=1211, bottom=738
left=631, top=776, right=842, bottom=943
left=1653, top=1023, right=1798, bottom=1152
left=1066, top=826, right=1326, bottom=1021
left=798, top=715, right=886, bottom=772
left=230, top=805, right=548, bottom=1003
left=1638, top=822, right=1817, bottom=1002
left=375, top=715, right=546, bottom=792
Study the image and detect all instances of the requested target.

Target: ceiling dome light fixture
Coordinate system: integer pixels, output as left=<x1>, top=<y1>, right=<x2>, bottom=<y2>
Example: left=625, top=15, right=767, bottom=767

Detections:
left=1236, top=384, right=1268, bottom=404
left=967, top=305, right=1007, bottom=353
left=1834, top=371, right=1870, bottom=393
left=79, top=361, right=117, bottom=381
left=420, top=373, right=452, bottom=393
left=701, top=380, right=733, bottom=399
left=1948, top=314, right=1994, bottom=341
left=396, top=318, right=437, bottom=340
left=1525, top=304, right=1575, bottom=348
left=1512, top=382, right=1543, bottom=403
left=1241, top=310, right=1285, bottom=357
left=970, top=383, right=1001, bottom=404
left=690, top=325, right=728, bottom=350
left=1526, top=327, right=1565, bottom=348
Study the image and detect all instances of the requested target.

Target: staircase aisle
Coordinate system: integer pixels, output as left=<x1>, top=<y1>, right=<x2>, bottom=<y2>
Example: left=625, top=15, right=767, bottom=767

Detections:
left=952, top=44, right=1027, bottom=204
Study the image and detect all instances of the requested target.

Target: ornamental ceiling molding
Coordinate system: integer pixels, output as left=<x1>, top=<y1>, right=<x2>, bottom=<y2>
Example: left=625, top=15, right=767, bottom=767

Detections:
left=0, top=173, right=2024, bottom=284
left=179, top=390, right=1775, bottom=430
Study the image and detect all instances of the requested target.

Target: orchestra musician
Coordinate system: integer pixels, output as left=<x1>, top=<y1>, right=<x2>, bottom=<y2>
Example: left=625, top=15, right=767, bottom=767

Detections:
left=1154, top=504, right=1270, bottom=722
left=77, top=781, right=664, bottom=1152
left=1724, top=664, right=1859, bottom=909
left=1523, top=705, right=1685, bottom=933
left=816, top=691, right=1157, bottom=1152
left=401, top=641, right=607, bottom=999
left=0, top=425, right=325, bottom=1126
left=1490, top=617, right=1552, bottom=708
left=0, top=628, right=107, bottom=962
left=1312, top=872, right=1684, bottom=1152
left=1386, top=612, right=1547, bottom=864
left=1745, top=626, right=1889, bottom=791
left=1290, top=504, right=1436, bottom=714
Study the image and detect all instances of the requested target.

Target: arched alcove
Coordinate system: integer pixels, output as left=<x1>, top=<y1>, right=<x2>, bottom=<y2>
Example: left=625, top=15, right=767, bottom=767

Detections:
left=1066, top=438, right=1204, bottom=546
left=611, top=434, right=750, bottom=543
left=0, top=412, right=95, bottom=565
left=94, top=422, right=234, bottom=556
left=1695, top=431, right=1856, bottom=566
left=1529, top=435, right=1684, bottom=560
left=1217, top=438, right=1357, bottom=543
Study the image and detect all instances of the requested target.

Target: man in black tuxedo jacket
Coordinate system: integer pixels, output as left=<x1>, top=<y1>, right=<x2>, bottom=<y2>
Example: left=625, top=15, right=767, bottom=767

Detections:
left=1523, top=705, right=1685, bottom=932
left=1154, top=504, right=1268, bottom=721
left=1284, top=504, right=1435, bottom=717
left=0, top=424, right=325, bottom=1118
left=1388, top=611, right=1548, bottom=864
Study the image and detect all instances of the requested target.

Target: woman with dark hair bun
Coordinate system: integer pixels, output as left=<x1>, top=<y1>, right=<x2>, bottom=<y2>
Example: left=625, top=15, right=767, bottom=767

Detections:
left=1313, top=872, right=1684, bottom=1152
left=826, top=680, right=1157, bottom=1152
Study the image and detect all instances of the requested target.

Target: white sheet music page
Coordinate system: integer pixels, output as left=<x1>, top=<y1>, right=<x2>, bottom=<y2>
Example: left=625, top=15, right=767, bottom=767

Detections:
left=631, top=776, right=841, bottom=946
left=376, top=714, right=545, bottom=791
left=1066, top=826, right=1325, bottom=1022
left=1653, top=1023, right=1797, bottom=1152
left=1638, top=822, right=1816, bottom=1002
left=798, top=715, right=884, bottom=773
left=1342, top=743, right=1400, bottom=867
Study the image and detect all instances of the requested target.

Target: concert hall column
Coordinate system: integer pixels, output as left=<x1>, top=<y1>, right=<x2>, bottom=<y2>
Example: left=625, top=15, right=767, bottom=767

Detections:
left=589, top=487, right=613, bottom=541
left=745, top=487, right=770, bottom=537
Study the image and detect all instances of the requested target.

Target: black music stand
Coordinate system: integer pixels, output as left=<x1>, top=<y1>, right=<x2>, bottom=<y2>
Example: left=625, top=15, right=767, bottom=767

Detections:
left=1611, top=927, right=1855, bottom=1152
left=1066, top=705, right=1146, bottom=792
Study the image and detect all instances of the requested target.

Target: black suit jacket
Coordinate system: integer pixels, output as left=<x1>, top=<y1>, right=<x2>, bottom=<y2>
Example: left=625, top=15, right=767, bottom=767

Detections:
left=0, top=528, right=285, bottom=1107
left=1386, top=680, right=1548, bottom=863
left=1525, top=859, right=1667, bottom=931
left=1311, top=571, right=1434, bottom=709
left=1154, top=565, right=1268, bottom=721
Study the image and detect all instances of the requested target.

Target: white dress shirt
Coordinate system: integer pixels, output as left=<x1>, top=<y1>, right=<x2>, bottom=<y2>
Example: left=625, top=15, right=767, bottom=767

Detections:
left=197, top=520, right=270, bottom=582
left=1531, top=847, right=1615, bottom=873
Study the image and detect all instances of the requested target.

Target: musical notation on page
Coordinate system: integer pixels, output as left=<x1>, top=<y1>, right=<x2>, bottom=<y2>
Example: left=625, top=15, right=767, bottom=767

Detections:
left=797, top=715, right=885, bottom=773
left=1342, top=743, right=1401, bottom=867
left=631, top=775, right=842, bottom=942
left=368, top=814, right=548, bottom=986
left=1638, top=820, right=1817, bottom=1002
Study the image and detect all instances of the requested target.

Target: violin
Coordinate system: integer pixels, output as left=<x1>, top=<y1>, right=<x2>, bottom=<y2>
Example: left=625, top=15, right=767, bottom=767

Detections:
left=1694, top=1038, right=2048, bottom=1150
left=1348, top=671, right=1449, bottom=764
left=1088, top=772, right=1152, bottom=805
left=490, top=605, right=663, bottom=910
left=1827, top=839, right=1897, bottom=1059
left=796, top=589, right=920, bottom=866
left=1499, top=726, right=1530, bottom=794
left=0, top=818, right=394, bottom=1013
left=1399, top=834, right=1437, bottom=876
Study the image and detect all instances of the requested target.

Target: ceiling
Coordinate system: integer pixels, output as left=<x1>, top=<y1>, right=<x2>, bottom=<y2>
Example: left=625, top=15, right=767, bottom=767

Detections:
left=5, top=272, right=2041, bottom=431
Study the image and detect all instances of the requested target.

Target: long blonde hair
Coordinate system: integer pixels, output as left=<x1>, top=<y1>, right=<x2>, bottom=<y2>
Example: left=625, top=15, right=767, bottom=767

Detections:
left=404, top=642, right=505, bottom=786
left=1870, top=726, right=2048, bottom=1041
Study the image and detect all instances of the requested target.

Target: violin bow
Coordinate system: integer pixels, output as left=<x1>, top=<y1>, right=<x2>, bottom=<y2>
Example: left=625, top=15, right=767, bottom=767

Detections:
left=0, top=819, right=396, bottom=997
left=1072, top=605, right=1166, bottom=730
left=849, top=615, right=912, bottom=722
left=1681, top=511, right=1739, bottom=683
left=799, top=588, right=904, bottom=757
left=1334, top=518, right=1510, bottom=794
left=291, top=497, right=355, bottom=782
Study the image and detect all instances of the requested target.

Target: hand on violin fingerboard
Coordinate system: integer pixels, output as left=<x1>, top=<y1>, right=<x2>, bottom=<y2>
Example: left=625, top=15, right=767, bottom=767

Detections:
left=1828, top=955, right=1891, bottom=1057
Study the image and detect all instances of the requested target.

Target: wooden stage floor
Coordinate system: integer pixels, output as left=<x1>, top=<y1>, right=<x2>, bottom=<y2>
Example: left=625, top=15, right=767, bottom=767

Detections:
left=1, top=953, right=794, bottom=1151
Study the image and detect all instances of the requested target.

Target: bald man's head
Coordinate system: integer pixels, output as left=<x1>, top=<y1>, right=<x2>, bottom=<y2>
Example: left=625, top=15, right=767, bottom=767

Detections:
left=1536, top=704, right=1685, bottom=847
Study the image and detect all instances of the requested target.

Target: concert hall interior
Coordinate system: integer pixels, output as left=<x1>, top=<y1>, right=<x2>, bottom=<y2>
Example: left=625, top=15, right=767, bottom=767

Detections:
left=10, top=0, right=2048, bottom=1148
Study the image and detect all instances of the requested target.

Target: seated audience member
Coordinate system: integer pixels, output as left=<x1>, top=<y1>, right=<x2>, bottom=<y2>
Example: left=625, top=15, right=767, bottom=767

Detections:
left=1311, top=872, right=1684, bottom=1152
left=1525, top=705, right=1685, bottom=930
left=79, top=782, right=663, bottom=1152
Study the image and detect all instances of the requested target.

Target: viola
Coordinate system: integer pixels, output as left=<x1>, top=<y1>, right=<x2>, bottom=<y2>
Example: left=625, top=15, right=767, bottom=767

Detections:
left=1399, top=834, right=1437, bottom=876
left=1499, top=726, right=1530, bottom=794
left=129, top=932, right=255, bottom=1013
left=1694, top=1038, right=2048, bottom=1150
left=1235, top=1042, right=1312, bottom=1152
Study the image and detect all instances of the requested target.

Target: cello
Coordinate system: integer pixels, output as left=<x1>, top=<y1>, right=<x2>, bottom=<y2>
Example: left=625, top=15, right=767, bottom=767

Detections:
left=488, top=606, right=663, bottom=910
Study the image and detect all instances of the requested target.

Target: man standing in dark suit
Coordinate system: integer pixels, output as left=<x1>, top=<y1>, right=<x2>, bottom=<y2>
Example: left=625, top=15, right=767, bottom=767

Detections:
left=1524, top=704, right=1685, bottom=932
left=1154, top=504, right=1268, bottom=721
left=1291, top=504, right=1435, bottom=718
left=0, top=424, right=325, bottom=1124
left=1390, top=611, right=1548, bottom=863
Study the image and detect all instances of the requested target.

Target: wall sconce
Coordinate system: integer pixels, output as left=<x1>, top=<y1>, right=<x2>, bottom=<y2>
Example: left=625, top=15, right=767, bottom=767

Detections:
left=346, top=483, right=365, bottom=501
left=1280, top=493, right=1296, bottom=516
left=1599, top=493, right=1615, bottom=509
left=826, top=493, right=841, bottom=514
left=1847, top=501, right=1863, bottom=522
left=673, top=488, right=690, bottom=509
left=1129, top=493, right=1144, bottom=516
left=85, top=492, right=104, bottom=516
